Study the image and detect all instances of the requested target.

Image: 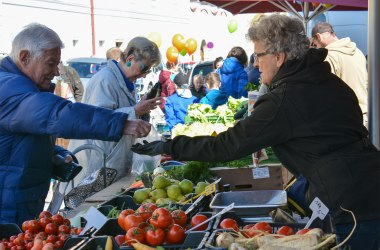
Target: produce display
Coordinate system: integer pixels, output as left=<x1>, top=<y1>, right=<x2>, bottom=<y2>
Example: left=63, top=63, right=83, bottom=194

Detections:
left=0, top=211, right=83, bottom=250
left=212, top=218, right=337, bottom=250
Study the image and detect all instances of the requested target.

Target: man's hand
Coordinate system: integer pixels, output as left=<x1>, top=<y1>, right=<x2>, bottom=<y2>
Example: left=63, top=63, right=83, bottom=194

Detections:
left=131, top=140, right=165, bottom=156
left=123, top=119, right=151, bottom=138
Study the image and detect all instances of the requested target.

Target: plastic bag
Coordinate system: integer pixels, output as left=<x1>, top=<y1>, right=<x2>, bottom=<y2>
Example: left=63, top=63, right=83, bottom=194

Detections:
left=131, top=127, right=161, bottom=175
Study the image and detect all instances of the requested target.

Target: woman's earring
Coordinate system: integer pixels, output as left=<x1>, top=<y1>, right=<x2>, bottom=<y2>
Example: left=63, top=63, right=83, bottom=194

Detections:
left=126, top=61, right=132, bottom=67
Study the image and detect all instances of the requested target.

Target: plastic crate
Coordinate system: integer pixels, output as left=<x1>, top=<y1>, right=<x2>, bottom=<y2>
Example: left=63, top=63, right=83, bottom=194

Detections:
left=61, top=237, right=89, bottom=249
left=77, top=236, right=120, bottom=250
left=93, top=219, right=210, bottom=250
left=0, top=223, right=22, bottom=238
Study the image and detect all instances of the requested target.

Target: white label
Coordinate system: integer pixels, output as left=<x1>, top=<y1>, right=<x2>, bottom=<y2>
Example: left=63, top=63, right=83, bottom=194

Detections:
left=304, top=197, right=329, bottom=229
left=252, top=167, right=270, bottom=179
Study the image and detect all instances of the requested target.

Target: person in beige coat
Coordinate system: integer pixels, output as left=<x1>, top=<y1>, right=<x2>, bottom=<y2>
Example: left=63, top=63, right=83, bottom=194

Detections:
left=311, top=22, right=368, bottom=124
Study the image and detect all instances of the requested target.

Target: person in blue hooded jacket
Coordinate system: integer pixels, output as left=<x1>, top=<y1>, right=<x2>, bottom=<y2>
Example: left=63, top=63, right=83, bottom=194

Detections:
left=165, top=72, right=198, bottom=129
left=200, top=72, right=227, bottom=109
left=219, top=46, right=249, bottom=98
left=0, top=23, right=151, bottom=225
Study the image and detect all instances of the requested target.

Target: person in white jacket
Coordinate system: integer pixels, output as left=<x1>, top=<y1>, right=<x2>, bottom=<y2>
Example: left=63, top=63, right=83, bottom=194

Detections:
left=311, top=22, right=368, bottom=125
left=68, top=37, right=161, bottom=183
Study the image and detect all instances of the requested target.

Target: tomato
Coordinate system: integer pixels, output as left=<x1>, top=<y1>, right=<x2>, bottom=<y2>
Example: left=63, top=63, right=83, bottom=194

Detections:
left=114, top=234, right=125, bottom=246
left=24, top=232, right=34, bottom=243
left=39, top=211, right=52, bottom=219
left=45, top=235, right=57, bottom=244
left=54, top=240, right=64, bottom=249
left=27, top=220, right=40, bottom=234
left=125, top=227, right=145, bottom=246
left=118, top=209, right=135, bottom=230
left=220, top=218, right=239, bottom=231
left=171, top=210, right=187, bottom=227
left=35, top=232, right=47, bottom=240
left=58, top=234, right=68, bottom=243
left=124, top=214, right=144, bottom=231
left=63, top=218, right=71, bottom=227
left=45, top=223, right=57, bottom=235
left=39, top=217, right=51, bottom=230
left=145, top=227, right=165, bottom=247
left=149, top=208, right=172, bottom=229
left=13, top=236, right=25, bottom=246
left=137, top=203, right=157, bottom=221
left=58, top=224, right=70, bottom=234
left=51, top=214, right=64, bottom=226
left=25, top=241, right=34, bottom=250
left=276, top=225, right=294, bottom=236
left=253, top=222, right=272, bottom=233
left=166, top=224, right=186, bottom=245
left=21, top=221, right=30, bottom=232
left=242, top=224, right=262, bottom=238
left=191, top=214, right=208, bottom=231
left=296, top=228, right=311, bottom=235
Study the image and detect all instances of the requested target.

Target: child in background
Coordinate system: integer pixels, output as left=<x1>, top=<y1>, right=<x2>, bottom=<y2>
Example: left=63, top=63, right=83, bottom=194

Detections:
left=200, top=72, right=227, bottom=109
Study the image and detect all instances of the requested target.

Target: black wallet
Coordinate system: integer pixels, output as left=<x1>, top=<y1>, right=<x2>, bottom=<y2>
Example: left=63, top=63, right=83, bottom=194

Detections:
left=52, top=154, right=83, bottom=182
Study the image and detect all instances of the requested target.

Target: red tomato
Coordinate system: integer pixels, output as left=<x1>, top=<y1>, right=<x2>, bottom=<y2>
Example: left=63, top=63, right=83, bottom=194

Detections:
left=35, top=232, right=47, bottom=240
left=63, top=218, right=71, bottom=227
left=118, top=209, right=135, bottom=230
left=45, top=223, right=57, bottom=235
left=296, top=228, right=311, bottom=235
left=58, top=234, right=68, bottom=244
left=145, top=227, right=165, bottom=247
left=253, top=222, right=272, bottom=233
left=25, top=241, right=34, bottom=250
left=39, top=211, right=52, bottom=219
left=21, top=221, right=30, bottom=232
left=45, top=235, right=57, bottom=244
left=242, top=224, right=263, bottom=238
left=276, top=226, right=294, bottom=236
left=51, top=214, right=64, bottom=225
left=171, top=210, right=187, bottom=227
left=13, top=236, right=25, bottom=246
left=149, top=208, right=173, bottom=229
left=191, top=214, right=208, bottom=231
left=166, top=224, right=186, bottom=245
left=220, top=218, right=239, bottom=231
left=114, top=235, right=125, bottom=246
left=27, top=220, right=40, bottom=234
left=124, top=214, right=144, bottom=231
left=39, top=217, right=51, bottom=230
left=137, top=203, right=157, bottom=221
left=24, top=232, right=34, bottom=243
left=58, top=224, right=70, bottom=234
left=125, top=227, right=145, bottom=246
left=54, top=240, right=64, bottom=249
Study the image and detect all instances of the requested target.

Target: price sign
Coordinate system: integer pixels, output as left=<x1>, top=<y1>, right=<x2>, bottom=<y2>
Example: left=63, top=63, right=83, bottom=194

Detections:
left=304, top=197, right=329, bottom=229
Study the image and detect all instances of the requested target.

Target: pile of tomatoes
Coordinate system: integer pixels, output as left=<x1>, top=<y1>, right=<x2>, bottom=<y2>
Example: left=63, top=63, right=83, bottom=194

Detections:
left=219, top=218, right=311, bottom=237
left=0, top=211, right=83, bottom=250
left=115, top=203, right=209, bottom=247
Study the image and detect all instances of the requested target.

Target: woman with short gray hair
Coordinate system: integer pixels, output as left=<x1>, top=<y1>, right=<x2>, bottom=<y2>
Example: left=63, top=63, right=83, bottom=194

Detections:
left=132, top=14, right=380, bottom=249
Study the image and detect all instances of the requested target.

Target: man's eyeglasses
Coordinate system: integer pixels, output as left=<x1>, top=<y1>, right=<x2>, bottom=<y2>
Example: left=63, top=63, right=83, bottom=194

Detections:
left=138, top=61, right=151, bottom=75
left=253, top=51, right=270, bottom=61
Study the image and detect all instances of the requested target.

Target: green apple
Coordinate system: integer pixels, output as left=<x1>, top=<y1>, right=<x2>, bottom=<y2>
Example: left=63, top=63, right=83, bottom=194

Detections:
left=133, top=188, right=150, bottom=204
left=150, top=188, right=167, bottom=201
left=153, top=175, right=171, bottom=189
left=179, top=179, right=194, bottom=195
left=195, top=182, right=207, bottom=194
left=166, top=184, right=182, bottom=199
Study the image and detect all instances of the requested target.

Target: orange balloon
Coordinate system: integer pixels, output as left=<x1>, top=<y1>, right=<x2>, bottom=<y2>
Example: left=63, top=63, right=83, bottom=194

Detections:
left=166, top=46, right=179, bottom=63
left=185, top=38, right=197, bottom=55
left=172, top=34, right=185, bottom=51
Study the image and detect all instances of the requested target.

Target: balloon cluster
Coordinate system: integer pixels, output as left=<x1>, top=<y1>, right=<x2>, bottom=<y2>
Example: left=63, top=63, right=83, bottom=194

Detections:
left=166, top=34, right=198, bottom=63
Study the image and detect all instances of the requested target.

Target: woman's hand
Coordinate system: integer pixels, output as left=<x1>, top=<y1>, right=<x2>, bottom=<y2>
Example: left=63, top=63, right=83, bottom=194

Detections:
left=134, top=97, right=161, bottom=116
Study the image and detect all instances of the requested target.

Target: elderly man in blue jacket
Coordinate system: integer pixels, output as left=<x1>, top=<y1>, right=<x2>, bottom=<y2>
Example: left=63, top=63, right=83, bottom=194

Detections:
left=0, top=23, right=151, bottom=225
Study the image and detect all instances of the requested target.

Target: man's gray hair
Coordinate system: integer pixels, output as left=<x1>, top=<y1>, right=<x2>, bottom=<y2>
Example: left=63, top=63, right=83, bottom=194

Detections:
left=10, top=23, right=64, bottom=62
left=246, top=14, right=310, bottom=61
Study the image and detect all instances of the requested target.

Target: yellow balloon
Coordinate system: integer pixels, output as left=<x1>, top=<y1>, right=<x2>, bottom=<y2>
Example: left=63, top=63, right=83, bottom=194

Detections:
left=147, top=32, right=162, bottom=48
left=172, top=34, right=186, bottom=51
left=166, top=46, right=179, bottom=63
left=185, top=38, right=197, bottom=55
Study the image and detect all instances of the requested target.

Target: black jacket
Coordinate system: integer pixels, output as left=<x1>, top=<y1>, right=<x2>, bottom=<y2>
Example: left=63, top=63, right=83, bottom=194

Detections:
left=163, top=49, right=380, bottom=224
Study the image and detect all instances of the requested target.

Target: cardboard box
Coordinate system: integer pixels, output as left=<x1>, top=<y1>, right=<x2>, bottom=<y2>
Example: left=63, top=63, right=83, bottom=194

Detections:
left=210, top=164, right=283, bottom=191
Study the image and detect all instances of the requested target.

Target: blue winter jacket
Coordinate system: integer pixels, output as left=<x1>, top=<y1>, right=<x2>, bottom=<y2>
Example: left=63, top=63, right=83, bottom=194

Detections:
left=219, top=57, right=249, bottom=98
left=199, top=89, right=228, bottom=110
left=0, top=57, right=127, bottom=225
left=165, top=89, right=198, bottom=129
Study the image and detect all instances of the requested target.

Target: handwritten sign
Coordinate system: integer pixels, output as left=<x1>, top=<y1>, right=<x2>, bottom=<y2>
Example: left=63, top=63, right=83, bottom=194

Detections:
left=304, top=197, right=329, bottom=229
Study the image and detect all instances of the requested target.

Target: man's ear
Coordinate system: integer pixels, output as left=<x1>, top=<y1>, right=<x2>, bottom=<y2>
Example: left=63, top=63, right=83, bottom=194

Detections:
left=19, top=50, right=30, bottom=65
left=275, top=52, right=286, bottom=68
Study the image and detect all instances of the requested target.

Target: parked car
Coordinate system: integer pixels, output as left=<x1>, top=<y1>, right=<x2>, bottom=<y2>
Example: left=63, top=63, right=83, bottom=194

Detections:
left=188, top=60, right=214, bottom=85
left=66, top=57, right=107, bottom=87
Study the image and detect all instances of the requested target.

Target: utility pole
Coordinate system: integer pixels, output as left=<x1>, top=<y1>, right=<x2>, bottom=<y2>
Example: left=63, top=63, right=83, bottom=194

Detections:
left=90, top=0, right=96, bottom=56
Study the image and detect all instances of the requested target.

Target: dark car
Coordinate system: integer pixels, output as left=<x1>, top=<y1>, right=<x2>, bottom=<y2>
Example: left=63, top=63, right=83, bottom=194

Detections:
left=188, top=60, right=214, bottom=85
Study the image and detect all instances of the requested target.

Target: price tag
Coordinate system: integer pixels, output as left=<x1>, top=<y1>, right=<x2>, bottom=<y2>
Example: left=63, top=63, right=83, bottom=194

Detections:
left=252, top=167, right=270, bottom=179
left=304, top=197, right=329, bottom=229
left=180, top=178, right=221, bottom=204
